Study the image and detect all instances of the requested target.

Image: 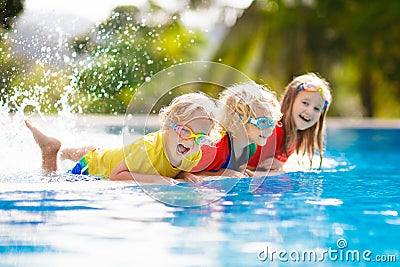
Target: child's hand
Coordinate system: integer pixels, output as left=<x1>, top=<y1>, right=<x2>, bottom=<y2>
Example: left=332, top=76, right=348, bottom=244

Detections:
left=175, top=172, right=204, bottom=183
left=221, top=168, right=249, bottom=178
left=184, top=173, right=204, bottom=183
left=166, top=177, right=180, bottom=185
left=244, top=169, right=255, bottom=177
left=257, top=157, right=284, bottom=171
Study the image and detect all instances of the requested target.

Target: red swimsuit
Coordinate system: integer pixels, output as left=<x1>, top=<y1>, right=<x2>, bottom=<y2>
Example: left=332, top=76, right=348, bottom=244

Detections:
left=247, top=123, right=295, bottom=169
left=191, top=132, right=257, bottom=172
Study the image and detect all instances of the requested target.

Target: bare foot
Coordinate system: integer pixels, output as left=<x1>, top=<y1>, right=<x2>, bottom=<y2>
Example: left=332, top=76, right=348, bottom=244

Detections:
left=25, top=119, right=61, bottom=156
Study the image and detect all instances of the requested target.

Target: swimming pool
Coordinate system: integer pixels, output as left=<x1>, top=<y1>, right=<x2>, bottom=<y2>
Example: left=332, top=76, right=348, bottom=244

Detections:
left=0, top=118, right=399, bottom=266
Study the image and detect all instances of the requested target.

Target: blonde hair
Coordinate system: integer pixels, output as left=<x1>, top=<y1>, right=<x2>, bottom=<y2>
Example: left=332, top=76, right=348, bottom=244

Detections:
left=218, top=81, right=282, bottom=137
left=159, top=92, right=217, bottom=126
left=280, top=72, right=332, bottom=168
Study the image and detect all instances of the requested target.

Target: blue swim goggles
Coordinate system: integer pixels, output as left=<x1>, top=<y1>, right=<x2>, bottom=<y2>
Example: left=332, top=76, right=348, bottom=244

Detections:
left=240, top=116, right=276, bottom=129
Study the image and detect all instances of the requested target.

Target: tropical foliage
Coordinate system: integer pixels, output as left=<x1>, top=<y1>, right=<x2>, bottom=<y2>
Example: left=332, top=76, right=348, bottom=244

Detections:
left=69, top=5, right=206, bottom=113
left=213, top=0, right=400, bottom=117
left=1, top=0, right=400, bottom=117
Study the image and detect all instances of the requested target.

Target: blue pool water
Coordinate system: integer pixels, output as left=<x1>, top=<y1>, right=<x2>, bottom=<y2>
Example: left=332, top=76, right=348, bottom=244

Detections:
left=0, top=125, right=399, bottom=266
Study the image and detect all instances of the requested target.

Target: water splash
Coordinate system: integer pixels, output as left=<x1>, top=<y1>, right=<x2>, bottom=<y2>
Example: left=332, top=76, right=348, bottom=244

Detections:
left=1, top=4, right=206, bottom=178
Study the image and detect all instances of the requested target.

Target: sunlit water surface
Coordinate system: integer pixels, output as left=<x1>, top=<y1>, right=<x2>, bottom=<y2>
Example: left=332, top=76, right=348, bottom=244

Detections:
left=1, top=117, right=399, bottom=267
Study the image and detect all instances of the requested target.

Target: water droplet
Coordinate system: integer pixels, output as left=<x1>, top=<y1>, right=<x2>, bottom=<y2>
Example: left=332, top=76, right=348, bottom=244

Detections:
left=145, top=77, right=151, bottom=82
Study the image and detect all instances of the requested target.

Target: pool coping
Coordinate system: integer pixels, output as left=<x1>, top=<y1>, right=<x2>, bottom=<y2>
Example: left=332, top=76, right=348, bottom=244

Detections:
left=326, top=118, right=400, bottom=129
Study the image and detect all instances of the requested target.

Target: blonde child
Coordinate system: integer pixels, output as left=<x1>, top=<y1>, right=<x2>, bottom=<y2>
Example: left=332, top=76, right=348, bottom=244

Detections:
left=25, top=93, right=217, bottom=185
left=177, top=81, right=282, bottom=182
left=247, top=72, right=332, bottom=171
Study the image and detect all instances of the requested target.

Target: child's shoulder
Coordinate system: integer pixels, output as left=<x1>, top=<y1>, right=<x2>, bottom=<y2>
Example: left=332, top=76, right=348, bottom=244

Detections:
left=129, top=130, right=164, bottom=148
left=200, top=131, right=230, bottom=156
left=143, top=129, right=163, bottom=140
left=216, top=131, right=230, bottom=146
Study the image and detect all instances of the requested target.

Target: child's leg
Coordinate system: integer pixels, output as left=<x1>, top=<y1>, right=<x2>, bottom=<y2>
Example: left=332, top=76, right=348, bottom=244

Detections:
left=25, top=119, right=61, bottom=172
left=60, top=146, right=95, bottom=162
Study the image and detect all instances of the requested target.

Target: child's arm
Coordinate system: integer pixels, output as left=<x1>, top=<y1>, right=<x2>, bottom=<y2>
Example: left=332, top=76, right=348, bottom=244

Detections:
left=176, top=168, right=247, bottom=182
left=109, top=160, right=178, bottom=185
left=192, top=168, right=248, bottom=178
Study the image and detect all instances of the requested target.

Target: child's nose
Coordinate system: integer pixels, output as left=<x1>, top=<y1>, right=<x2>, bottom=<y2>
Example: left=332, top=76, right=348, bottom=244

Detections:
left=182, top=137, right=196, bottom=147
left=305, top=106, right=314, bottom=115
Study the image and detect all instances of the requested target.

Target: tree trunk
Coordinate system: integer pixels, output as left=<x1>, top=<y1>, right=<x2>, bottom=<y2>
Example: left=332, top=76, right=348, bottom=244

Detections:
left=359, top=67, right=374, bottom=117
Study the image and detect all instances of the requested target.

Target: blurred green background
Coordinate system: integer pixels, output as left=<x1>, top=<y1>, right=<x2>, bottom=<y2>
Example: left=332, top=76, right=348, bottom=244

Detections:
left=1, top=0, right=399, bottom=117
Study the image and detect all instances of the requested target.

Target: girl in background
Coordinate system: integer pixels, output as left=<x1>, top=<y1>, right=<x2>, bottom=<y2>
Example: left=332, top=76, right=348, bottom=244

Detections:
left=247, top=72, right=332, bottom=171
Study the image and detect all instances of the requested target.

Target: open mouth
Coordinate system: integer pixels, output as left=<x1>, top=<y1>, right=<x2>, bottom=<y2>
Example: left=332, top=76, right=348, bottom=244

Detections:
left=177, top=143, right=190, bottom=156
left=299, top=114, right=311, bottom=122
